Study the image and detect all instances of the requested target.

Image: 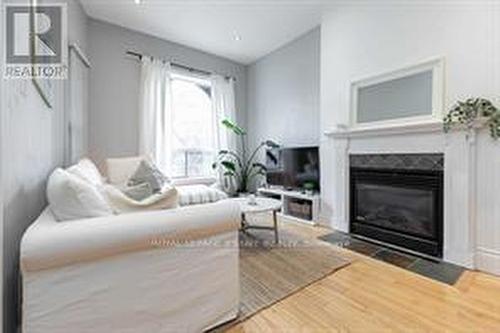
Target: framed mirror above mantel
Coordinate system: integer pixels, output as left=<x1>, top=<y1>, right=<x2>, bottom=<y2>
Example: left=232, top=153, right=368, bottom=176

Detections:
left=349, top=57, right=445, bottom=130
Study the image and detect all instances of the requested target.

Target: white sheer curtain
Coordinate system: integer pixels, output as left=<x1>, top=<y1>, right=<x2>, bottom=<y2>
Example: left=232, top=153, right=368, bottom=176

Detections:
left=210, top=75, right=237, bottom=152
left=138, top=57, right=173, bottom=174
left=211, top=74, right=237, bottom=191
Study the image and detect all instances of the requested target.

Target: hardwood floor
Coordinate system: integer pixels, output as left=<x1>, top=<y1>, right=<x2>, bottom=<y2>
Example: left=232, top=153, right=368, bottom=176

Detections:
left=228, top=218, right=500, bottom=333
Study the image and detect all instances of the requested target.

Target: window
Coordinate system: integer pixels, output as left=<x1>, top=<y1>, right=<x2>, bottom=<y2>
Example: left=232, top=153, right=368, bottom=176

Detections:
left=350, top=58, right=444, bottom=127
left=170, top=74, right=215, bottom=178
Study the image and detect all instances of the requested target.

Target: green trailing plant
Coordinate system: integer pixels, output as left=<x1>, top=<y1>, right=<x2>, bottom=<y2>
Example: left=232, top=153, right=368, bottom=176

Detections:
left=443, top=98, right=500, bottom=139
left=212, top=119, right=279, bottom=193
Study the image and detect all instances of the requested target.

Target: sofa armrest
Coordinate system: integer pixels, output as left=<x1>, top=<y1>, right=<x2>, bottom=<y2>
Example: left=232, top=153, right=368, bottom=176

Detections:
left=21, top=200, right=240, bottom=273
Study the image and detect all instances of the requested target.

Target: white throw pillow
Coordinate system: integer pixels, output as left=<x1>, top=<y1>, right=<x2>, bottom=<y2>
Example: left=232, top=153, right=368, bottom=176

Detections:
left=67, top=158, right=104, bottom=186
left=47, top=168, right=113, bottom=221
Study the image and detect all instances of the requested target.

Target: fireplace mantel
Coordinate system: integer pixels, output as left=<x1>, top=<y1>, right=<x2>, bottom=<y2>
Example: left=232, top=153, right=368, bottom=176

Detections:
left=326, top=120, right=479, bottom=269
left=324, top=119, right=443, bottom=139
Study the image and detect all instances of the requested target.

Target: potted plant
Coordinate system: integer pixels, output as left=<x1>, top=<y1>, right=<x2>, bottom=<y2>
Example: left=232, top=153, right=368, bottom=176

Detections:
left=302, top=182, right=316, bottom=196
left=212, top=119, right=279, bottom=195
left=443, top=98, right=500, bottom=139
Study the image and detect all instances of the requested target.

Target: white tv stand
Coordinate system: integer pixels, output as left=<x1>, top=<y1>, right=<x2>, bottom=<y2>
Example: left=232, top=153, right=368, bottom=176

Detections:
left=257, top=187, right=320, bottom=226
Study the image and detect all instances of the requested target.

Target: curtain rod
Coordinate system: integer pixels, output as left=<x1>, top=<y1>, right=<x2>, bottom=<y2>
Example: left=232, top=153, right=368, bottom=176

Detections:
left=126, top=50, right=235, bottom=81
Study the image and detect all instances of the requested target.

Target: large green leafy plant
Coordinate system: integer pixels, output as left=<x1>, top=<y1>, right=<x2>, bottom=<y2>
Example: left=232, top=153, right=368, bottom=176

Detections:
left=212, top=119, right=279, bottom=194
left=443, top=98, right=500, bottom=139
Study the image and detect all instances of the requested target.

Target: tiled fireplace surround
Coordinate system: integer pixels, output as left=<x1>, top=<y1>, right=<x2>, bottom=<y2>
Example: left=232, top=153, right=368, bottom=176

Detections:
left=325, top=121, right=492, bottom=270
left=349, top=153, right=444, bottom=258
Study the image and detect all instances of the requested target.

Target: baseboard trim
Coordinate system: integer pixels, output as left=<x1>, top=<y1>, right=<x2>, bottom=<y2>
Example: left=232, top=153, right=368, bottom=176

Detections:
left=475, top=247, right=500, bottom=276
left=443, top=250, right=475, bottom=269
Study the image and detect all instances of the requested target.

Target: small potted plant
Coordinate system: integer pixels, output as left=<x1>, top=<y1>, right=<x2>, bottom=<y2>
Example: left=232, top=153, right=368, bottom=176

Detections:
left=303, top=182, right=316, bottom=196
left=443, top=98, right=500, bottom=139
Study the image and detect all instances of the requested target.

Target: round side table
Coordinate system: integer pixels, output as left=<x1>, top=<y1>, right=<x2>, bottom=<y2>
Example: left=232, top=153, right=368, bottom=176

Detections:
left=230, top=197, right=282, bottom=244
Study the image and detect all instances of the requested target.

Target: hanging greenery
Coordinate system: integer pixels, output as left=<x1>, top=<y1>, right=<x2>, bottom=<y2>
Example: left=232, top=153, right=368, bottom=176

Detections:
left=443, top=98, right=500, bottom=139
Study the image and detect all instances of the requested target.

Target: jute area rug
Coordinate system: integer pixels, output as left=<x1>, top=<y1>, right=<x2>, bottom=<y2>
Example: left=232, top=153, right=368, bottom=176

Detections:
left=212, top=227, right=352, bottom=331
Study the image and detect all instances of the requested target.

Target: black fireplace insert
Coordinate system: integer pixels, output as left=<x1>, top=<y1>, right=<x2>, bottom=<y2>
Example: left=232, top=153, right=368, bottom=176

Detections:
left=350, top=155, right=443, bottom=257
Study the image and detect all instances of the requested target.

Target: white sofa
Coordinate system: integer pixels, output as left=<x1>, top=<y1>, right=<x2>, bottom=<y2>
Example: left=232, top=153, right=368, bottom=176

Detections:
left=20, top=157, right=241, bottom=333
left=21, top=201, right=240, bottom=333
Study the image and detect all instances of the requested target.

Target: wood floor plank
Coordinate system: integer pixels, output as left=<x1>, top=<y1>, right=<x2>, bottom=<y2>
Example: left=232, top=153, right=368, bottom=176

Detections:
left=228, top=216, right=500, bottom=333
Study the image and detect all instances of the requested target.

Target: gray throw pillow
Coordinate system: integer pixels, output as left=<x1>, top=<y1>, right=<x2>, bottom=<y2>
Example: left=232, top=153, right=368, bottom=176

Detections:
left=127, top=160, right=168, bottom=193
left=123, top=182, right=154, bottom=201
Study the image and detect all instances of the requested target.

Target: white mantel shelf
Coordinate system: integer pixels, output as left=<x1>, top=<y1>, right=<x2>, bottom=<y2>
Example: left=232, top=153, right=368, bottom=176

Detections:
left=324, top=119, right=444, bottom=139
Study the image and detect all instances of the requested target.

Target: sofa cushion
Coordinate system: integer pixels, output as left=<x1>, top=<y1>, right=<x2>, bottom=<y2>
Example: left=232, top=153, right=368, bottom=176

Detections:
left=67, top=158, right=104, bottom=186
left=128, top=160, right=168, bottom=193
left=106, top=156, right=145, bottom=186
left=47, top=168, right=114, bottom=221
left=177, top=185, right=228, bottom=206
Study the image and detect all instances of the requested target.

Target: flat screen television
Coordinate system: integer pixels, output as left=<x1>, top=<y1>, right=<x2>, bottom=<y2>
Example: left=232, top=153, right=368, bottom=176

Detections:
left=266, top=146, right=320, bottom=191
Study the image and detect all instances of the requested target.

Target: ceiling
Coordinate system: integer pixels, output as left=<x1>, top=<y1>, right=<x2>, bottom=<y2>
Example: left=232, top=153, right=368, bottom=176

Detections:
left=79, top=0, right=328, bottom=64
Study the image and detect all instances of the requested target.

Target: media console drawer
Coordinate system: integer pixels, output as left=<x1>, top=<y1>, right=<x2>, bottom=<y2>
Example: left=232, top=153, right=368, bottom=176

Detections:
left=257, top=187, right=320, bottom=225
left=285, top=197, right=313, bottom=221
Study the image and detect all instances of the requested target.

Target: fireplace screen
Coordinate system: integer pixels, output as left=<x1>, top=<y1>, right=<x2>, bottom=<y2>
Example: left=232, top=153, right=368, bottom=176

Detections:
left=355, top=183, right=435, bottom=239
left=350, top=167, right=443, bottom=257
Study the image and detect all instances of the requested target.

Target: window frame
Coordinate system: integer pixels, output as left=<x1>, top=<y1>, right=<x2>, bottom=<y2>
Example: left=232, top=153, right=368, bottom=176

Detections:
left=350, top=57, right=445, bottom=129
left=169, top=71, right=216, bottom=181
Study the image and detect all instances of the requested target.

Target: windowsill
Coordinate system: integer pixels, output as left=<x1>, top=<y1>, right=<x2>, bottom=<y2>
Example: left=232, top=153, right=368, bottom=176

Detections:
left=171, top=176, right=217, bottom=186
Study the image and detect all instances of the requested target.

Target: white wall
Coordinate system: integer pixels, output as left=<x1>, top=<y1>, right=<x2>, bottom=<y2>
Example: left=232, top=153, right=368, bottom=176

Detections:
left=0, top=0, right=4, bottom=329
left=87, top=19, right=248, bottom=168
left=247, top=27, right=320, bottom=149
left=477, top=0, right=500, bottom=274
left=2, top=1, right=88, bottom=331
left=321, top=2, right=498, bottom=131
left=321, top=1, right=500, bottom=272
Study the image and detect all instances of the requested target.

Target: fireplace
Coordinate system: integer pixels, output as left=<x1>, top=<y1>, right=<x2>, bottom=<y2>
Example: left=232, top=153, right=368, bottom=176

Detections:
left=350, top=154, right=444, bottom=257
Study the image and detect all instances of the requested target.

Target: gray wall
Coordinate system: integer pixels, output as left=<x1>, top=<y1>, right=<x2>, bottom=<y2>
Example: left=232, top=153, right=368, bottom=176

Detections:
left=88, top=19, right=248, bottom=168
left=2, top=1, right=88, bottom=331
left=247, top=27, right=320, bottom=149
